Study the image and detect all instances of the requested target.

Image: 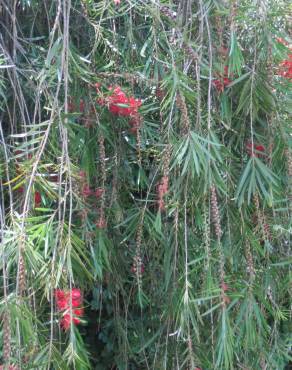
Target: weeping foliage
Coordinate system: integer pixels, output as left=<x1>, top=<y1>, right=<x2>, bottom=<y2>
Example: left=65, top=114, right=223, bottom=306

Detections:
left=0, top=0, right=291, bottom=369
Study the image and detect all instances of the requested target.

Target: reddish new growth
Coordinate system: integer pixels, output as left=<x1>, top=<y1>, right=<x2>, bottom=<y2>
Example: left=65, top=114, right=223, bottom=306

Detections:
left=246, top=142, right=265, bottom=157
left=34, top=191, right=41, bottom=208
left=55, top=288, right=84, bottom=330
left=157, top=176, right=169, bottom=211
left=213, top=66, right=232, bottom=92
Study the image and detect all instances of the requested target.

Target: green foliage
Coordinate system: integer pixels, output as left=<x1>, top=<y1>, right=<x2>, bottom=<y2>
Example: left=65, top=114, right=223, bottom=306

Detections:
left=0, top=0, right=291, bottom=369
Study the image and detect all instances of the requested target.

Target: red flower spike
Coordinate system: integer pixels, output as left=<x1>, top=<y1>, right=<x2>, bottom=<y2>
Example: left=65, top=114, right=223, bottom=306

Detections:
left=70, top=288, right=82, bottom=307
left=55, top=289, right=69, bottom=310
left=113, top=0, right=121, bottom=4
left=72, top=316, right=81, bottom=325
left=34, top=191, right=41, bottom=208
left=55, top=289, right=65, bottom=300
left=60, top=313, right=71, bottom=330
left=73, top=308, right=84, bottom=317
left=105, top=86, right=142, bottom=117
left=57, top=298, right=68, bottom=311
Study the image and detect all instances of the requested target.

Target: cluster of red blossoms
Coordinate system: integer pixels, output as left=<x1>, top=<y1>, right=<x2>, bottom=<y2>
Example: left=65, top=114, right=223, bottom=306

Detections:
left=55, top=288, right=84, bottom=330
left=277, top=38, right=292, bottom=79
left=246, top=142, right=265, bottom=158
left=96, top=85, right=142, bottom=133
left=157, top=176, right=169, bottom=211
left=213, top=66, right=232, bottom=92
left=278, top=54, right=292, bottom=79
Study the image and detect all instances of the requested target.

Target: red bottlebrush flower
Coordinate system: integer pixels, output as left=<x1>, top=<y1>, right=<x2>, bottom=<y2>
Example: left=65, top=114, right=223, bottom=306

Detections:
left=73, top=308, right=84, bottom=316
left=107, top=86, right=142, bottom=117
left=60, top=313, right=71, bottom=330
left=55, top=289, right=66, bottom=300
left=34, top=191, right=41, bottom=207
left=95, top=187, right=104, bottom=198
left=55, top=289, right=68, bottom=310
left=56, top=298, right=68, bottom=310
left=72, top=316, right=81, bottom=325
left=277, top=50, right=292, bottom=79
left=70, top=288, right=82, bottom=307
left=81, top=184, right=92, bottom=197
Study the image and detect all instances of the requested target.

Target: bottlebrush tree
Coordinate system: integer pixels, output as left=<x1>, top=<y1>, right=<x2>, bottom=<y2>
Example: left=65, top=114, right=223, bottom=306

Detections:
left=0, top=0, right=291, bottom=369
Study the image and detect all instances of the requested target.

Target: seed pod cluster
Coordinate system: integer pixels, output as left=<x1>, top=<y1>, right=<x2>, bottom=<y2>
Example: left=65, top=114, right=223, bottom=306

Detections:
left=210, top=185, right=222, bottom=240
left=3, top=312, right=11, bottom=363
left=176, top=93, right=190, bottom=135
left=18, top=253, right=26, bottom=295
